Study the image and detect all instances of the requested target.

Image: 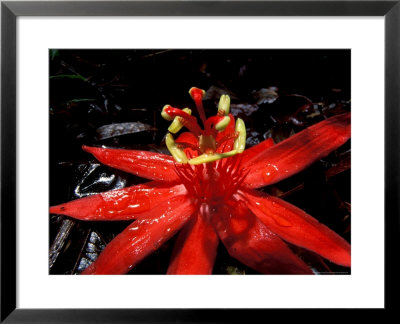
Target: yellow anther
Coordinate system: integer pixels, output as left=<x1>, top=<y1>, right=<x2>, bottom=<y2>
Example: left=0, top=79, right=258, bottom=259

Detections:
left=189, top=87, right=206, bottom=100
left=215, top=116, right=231, bottom=131
left=188, top=150, right=238, bottom=165
left=161, top=105, right=174, bottom=121
left=218, top=94, right=230, bottom=116
left=165, top=133, right=188, bottom=164
left=233, top=118, right=246, bottom=153
left=168, top=108, right=191, bottom=134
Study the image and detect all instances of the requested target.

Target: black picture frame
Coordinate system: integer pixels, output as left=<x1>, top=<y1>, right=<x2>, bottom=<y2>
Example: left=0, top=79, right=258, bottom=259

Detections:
left=1, top=1, right=398, bottom=322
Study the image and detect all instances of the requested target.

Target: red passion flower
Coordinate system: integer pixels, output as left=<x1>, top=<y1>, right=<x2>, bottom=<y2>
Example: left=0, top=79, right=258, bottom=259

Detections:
left=50, top=87, right=351, bottom=275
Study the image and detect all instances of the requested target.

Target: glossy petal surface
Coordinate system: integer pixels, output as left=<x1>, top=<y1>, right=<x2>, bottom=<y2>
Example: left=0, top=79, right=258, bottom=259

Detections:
left=83, top=195, right=194, bottom=274
left=83, top=145, right=180, bottom=182
left=210, top=200, right=313, bottom=274
left=242, top=113, right=351, bottom=188
left=242, top=189, right=351, bottom=267
left=167, top=209, right=219, bottom=275
left=50, top=182, right=187, bottom=221
left=241, top=137, right=275, bottom=160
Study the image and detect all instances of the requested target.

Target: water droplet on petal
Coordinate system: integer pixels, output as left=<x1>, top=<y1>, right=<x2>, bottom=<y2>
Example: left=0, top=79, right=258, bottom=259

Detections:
left=262, top=163, right=279, bottom=183
left=127, top=193, right=151, bottom=214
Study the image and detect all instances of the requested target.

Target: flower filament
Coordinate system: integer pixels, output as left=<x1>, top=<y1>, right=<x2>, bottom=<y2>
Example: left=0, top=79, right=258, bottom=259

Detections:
left=161, top=87, right=247, bottom=165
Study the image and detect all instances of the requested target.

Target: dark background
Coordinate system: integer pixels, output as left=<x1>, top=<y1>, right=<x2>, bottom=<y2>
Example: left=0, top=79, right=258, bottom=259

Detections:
left=49, top=49, right=351, bottom=275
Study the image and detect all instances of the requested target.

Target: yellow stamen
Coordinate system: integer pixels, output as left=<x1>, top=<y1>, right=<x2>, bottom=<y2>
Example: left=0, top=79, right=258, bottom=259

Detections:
left=233, top=118, right=246, bottom=153
left=168, top=108, right=191, bottom=133
left=188, top=150, right=238, bottom=165
left=215, top=116, right=231, bottom=131
left=161, top=105, right=174, bottom=121
left=218, top=94, right=230, bottom=116
left=165, top=133, right=188, bottom=164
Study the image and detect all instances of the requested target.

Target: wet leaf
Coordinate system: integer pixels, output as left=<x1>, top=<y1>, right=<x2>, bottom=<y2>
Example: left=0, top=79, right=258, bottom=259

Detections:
left=68, top=98, right=97, bottom=103
left=253, top=87, right=279, bottom=105
left=230, top=103, right=259, bottom=117
left=204, top=85, right=238, bottom=101
left=49, top=218, right=75, bottom=270
left=76, top=231, right=106, bottom=273
left=96, top=122, right=156, bottom=140
left=50, top=74, right=87, bottom=81
left=72, top=163, right=129, bottom=198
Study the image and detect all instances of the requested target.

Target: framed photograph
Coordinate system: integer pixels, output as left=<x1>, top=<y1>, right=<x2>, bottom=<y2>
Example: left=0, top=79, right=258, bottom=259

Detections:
left=1, top=0, right=398, bottom=322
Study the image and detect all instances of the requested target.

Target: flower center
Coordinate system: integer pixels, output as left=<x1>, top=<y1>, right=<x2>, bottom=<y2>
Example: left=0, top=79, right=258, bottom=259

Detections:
left=161, top=87, right=247, bottom=165
left=199, top=135, right=216, bottom=154
left=175, top=155, right=248, bottom=206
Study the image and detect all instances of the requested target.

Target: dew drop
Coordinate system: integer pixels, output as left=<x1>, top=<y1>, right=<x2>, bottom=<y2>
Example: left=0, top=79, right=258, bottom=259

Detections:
left=128, top=194, right=151, bottom=213
left=262, top=164, right=279, bottom=182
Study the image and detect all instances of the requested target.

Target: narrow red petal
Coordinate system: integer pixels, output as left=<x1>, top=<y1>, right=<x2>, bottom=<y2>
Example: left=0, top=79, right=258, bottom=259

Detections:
left=167, top=209, right=219, bottom=275
left=82, top=195, right=195, bottom=274
left=242, top=137, right=275, bottom=160
left=49, top=182, right=187, bottom=221
left=210, top=200, right=313, bottom=274
left=82, top=146, right=180, bottom=182
left=242, top=189, right=351, bottom=267
left=242, top=113, right=351, bottom=188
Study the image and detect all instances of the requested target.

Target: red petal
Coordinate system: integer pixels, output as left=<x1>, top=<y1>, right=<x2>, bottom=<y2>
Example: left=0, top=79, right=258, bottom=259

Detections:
left=82, top=146, right=180, bottom=182
left=167, top=209, right=218, bottom=275
left=175, top=132, right=200, bottom=158
left=242, top=137, right=275, bottom=160
left=49, top=182, right=187, bottom=221
left=82, top=195, right=195, bottom=274
left=175, top=132, right=199, bottom=146
left=242, top=189, right=351, bottom=267
left=210, top=200, right=313, bottom=274
left=242, top=113, right=351, bottom=188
